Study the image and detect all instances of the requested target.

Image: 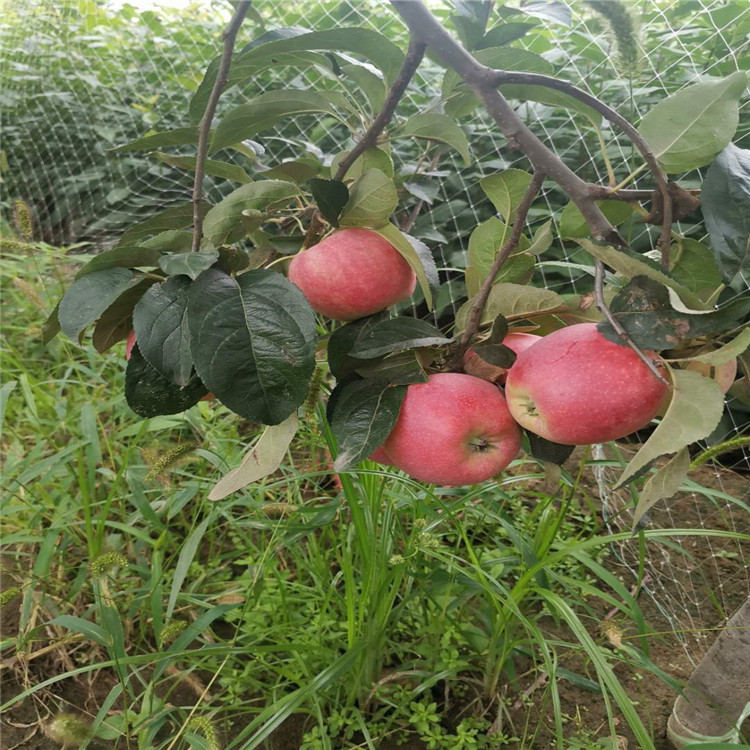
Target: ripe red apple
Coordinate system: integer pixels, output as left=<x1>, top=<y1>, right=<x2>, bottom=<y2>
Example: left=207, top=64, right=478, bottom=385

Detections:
left=463, top=332, right=542, bottom=384
left=383, top=373, right=522, bottom=486
left=288, top=228, right=416, bottom=321
left=126, top=330, right=214, bottom=401
left=505, top=323, right=669, bottom=445
left=684, top=358, right=737, bottom=394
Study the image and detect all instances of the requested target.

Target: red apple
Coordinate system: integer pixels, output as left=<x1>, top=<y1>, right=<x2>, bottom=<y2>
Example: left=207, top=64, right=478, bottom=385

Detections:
left=288, top=228, right=416, bottom=321
left=369, top=445, right=392, bottom=465
left=463, top=332, right=542, bottom=384
left=126, top=329, right=214, bottom=401
left=505, top=323, right=669, bottom=445
left=684, top=358, right=737, bottom=394
left=383, top=373, right=522, bottom=486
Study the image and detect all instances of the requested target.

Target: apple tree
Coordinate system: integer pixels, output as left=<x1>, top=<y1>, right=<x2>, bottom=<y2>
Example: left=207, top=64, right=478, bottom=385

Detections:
left=42, top=0, right=750, bottom=513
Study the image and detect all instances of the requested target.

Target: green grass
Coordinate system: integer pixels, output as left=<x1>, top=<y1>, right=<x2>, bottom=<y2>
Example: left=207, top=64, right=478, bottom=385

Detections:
left=2, top=244, right=748, bottom=750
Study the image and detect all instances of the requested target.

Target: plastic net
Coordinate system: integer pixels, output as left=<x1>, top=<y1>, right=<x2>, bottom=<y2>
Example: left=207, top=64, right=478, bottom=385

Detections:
left=2, top=0, right=749, bottom=667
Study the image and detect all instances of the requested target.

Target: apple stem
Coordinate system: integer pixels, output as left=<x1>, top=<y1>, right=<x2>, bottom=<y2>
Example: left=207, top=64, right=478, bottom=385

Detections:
left=594, top=260, right=671, bottom=386
left=191, top=1, right=252, bottom=254
left=333, top=38, right=427, bottom=183
left=453, top=171, right=546, bottom=367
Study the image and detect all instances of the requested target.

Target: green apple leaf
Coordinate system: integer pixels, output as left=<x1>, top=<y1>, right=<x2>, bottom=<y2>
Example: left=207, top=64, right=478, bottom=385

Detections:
left=41, top=302, right=61, bottom=345
left=468, top=217, right=507, bottom=277
left=528, top=220, right=554, bottom=256
left=632, top=447, right=690, bottom=528
left=637, top=72, right=747, bottom=173
left=701, top=143, right=750, bottom=283
left=262, top=158, right=321, bottom=183
left=473, top=343, right=516, bottom=367
left=153, top=152, right=252, bottom=183
left=118, top=203, right=209, bottom=247
left=125, top=345, right=208, bottom=418
left=133, top=276, right=193, bottom=387
left=58, top=268, right=137, bottom=340
left=396, top=113, right=471, bottom=165
left=479, top=22, right=535, bottom=48
left=140, top=230, right=194, bottom=252
left=339, top=169, right=398, bottom=229
left=188, top=268, right=316, bottom=425
left=615, top=370, right=725, bottom=487
left=354, top=350, right=430, bottom=385
left=489, top=314, right=509, bottom=344
left=348, top=318, right=449, bottom=359
left=158, top=250, right=219, bottom=280
left=340, top=63, right=386, bottom=114
left=480, top=169, right=532, bottom=221
left=210, top=90, right=347, bottom=153
left=456, top=283, right=566, bottom=329
left=208, top=413, right=299, bottom=501
left=330, top=146, right=394, bottom=181
left=575, top=238, right=709, bottom=311
left=373, top=224, right=439, bottom=310
left=559, top=200, right=635, bottom=239
left=682, top=329, right=750, bottom=365
left=330, top=378, right=406, bottom=471
left=526, top=432, right=575, bottom=466
left=202, top=181, right=298, bottom=248
left=670, top=238, right=723, bottom=298
left=309, top=178, right=349, bottom=228
left=598, top=276, right=746, bottom=350
left=91, top=279, right=155, bottom=354
left=110, top=127, right=200, bottom=153
left=74, top=246, right=162, bottom=278
left=327, top=313, right=389, bottom=380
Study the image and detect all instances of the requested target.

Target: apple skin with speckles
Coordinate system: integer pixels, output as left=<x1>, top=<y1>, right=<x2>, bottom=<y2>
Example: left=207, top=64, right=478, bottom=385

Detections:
left=684, top=358, right=737, bottom=394
left=383, top=373, right=522, bottom=486
left=505, top=323, right=669, bottom=445
left=463, top=332, right=542, bottom=384
left=288, top=228, right=416, bottom=321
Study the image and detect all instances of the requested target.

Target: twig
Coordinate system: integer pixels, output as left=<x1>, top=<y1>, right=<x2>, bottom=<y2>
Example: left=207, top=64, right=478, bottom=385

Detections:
left=391, top=0, right=623, bottom=246
left=594, top=260, right=670, bottom=386
left=333, top=39, right=426, bottom=182
left=455, top=171, right=545, bottom=362
left=191, top=1, right=251, bottom=253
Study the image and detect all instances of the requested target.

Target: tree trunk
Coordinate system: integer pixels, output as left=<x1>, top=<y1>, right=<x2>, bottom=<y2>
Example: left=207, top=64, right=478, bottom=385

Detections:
left=668, top=597, right=750, bottom=747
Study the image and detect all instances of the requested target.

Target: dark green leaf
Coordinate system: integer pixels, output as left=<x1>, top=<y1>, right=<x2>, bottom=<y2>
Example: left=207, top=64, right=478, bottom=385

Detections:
left=75, top=246, right=162, bottom=278
left=261, top=158, right=321, bottom=183
left=140, top=230, right=194, bottom=252
left=309, top=178, right=349, bottom=227
left=598, top=276, right=747, bottom=350
left=339, top=169, right=398, bottom=229
left=188, top=268, right=316, bottom=425
left=480, top=169, right=533, bottom=221
left=340, top=63, right=386, bottom=114
left=701, top=143, right=750, bottom=283
left=473, top=343, right=516, bottom=367
left=327, top=313, right=388, bottom=380
left=158, top=250, right=219, bottom=280
left=210, top=90, right=346, bottom=153
left=349, top=317, right=449, bottom=359
left=42, top=302, right=61, bottom=345
left=330, top=146, right=394, bottom=180
left=478, top=22, right=535, bottom=48
left=374, top=224, right=440, bottom=310
left=489, top=314, right=509, bottom=344
left=202, top=181, right=298, bottom=248
left=670, top=238, right=723, bottom=298
left=526, top=432, right=575, bottom=465
left=125, top=345, right=207, bottom=418
left=133, top=276, right=193, bottom=386
left=330, top=378, right=406, bottom=471
left=118, top=203, right=208, bottom=246
left=58, top=268, right=137, bottom=340
left=110, top=127, right=200, bottom=153
left=92, top=279, right=155, bottom=354
left=153, top=152, right=252, bottom=183
left=520, top=1, right=571, bottom=25
left=559, top=200, right=635, bottom=238
left=354, top=350, right=430, bottom=385
left=638, top=72, right=748, bottom=173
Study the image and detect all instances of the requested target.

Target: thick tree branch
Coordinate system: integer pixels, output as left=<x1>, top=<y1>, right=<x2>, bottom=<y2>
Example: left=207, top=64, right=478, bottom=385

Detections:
left=191, top=1, right=251, bottom=253
left=455, top=171, right=545, bottom=363
left=334, top=39, right=427, bottom=182
left=594, top=260, right=670, bottom=385
left=391, top=0, right=624, bottom=246
left=486, top=70, right=673, bottom=265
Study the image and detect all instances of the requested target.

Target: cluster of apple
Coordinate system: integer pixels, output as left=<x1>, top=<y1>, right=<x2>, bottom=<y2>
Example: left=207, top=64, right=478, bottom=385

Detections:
left=288, top=228, right=682, bottom=487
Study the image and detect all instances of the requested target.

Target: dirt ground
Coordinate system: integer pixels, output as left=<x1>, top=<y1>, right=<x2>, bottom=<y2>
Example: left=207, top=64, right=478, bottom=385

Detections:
left=2, top=463, right=748, bottom=750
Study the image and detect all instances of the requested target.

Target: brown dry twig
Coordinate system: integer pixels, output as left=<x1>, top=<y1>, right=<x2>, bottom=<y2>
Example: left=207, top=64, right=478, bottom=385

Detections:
left=191, top=1, right=252, bottom=253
